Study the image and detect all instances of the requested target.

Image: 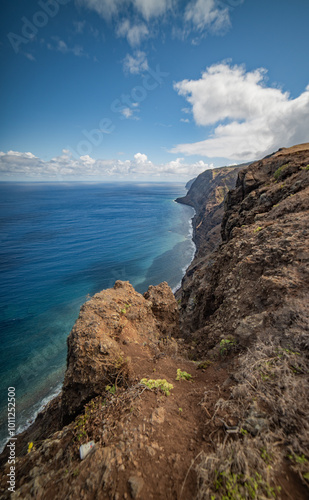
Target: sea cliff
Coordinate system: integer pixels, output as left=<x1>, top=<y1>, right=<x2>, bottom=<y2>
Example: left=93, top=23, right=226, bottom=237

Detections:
left=1, top=144, right=309, bottom=499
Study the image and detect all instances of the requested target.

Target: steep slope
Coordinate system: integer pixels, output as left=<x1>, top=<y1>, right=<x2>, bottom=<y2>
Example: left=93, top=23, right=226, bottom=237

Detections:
left=176, top=164, right=246, bottom=257
left=178, top=144, right=309, bottom=346
left=178, top=144, right=309, bottom=499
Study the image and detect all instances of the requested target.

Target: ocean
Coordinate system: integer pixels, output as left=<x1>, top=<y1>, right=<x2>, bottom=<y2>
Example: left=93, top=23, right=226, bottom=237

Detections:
left=0, top=182, right=194, bottom=451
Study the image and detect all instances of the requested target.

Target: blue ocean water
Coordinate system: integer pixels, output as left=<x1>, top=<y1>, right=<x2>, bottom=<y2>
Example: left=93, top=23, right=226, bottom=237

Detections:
left=0, top=182, right=194, bottom=450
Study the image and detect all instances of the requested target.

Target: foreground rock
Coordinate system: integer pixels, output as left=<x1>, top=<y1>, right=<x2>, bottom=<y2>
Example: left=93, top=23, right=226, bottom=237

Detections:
left=62, top=280, right=179, bottom=422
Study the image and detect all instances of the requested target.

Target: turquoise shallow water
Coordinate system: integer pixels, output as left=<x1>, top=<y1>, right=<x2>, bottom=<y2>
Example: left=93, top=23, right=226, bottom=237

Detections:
left=0, top=182, right=194, bottom=450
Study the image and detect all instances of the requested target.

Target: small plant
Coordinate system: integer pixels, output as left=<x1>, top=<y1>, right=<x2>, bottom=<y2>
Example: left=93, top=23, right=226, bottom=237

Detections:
left=74, top=410, right=90, bottom=442
left=178, top=407, right=183, bottom=414
left=27, top=442, right=34, bottom=453
left=176, top=368, right=193, bottom=381
left=197, top=360, right=213, bottom=370
left=261, top=447, right=272, bottom=464
left=140, top=378, right=173, bottom=396
left=120, top=303, right=131, bottom=314
left=105, top=384, right=116, bottom=395
left=219, top=337, right=237, bottom=356
left=240, top=428, right=248, bottom=436
left=288, top=453, right=308, bottom=465
left=274, top=163, right=289, bottom=180
left=254, top=226, right=263, bottom=233
left=212, top=470, right=280, bottom=499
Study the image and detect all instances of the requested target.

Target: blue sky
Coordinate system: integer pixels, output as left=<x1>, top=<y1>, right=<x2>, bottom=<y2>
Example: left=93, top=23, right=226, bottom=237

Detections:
left=0, top=0, right=309, bottom=181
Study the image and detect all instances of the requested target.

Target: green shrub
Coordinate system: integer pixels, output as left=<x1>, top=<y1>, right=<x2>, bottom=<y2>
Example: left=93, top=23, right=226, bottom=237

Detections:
left=140, top=378, right=173, bottom=396
left=220, top=338, right=237, bottom=356
left=273, top=164, right=289, bottom=180
left=176, top=368, right=193, bottom=381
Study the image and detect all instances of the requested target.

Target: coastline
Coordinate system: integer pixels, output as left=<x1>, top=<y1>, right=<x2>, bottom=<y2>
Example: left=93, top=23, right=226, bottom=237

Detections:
left=172, top=204, right=196, bottom=293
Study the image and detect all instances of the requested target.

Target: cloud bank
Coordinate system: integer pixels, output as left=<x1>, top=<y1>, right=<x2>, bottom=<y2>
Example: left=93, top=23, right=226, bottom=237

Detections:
left=0, top=150, right=212, bottom=181
left=172, top=63, right=309, bottom=160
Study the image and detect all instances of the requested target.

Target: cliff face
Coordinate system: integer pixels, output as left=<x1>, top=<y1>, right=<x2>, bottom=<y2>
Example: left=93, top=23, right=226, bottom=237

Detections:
left=176, top=164, right=246, bottom=257
left=177, top=144, right=309, bottom=352
left=1, top=145, right=309, bottom=500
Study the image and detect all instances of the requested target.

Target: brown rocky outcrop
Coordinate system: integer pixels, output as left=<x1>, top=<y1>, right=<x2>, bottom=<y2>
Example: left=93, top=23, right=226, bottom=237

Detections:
left=62, top=280, right=179, bottom=422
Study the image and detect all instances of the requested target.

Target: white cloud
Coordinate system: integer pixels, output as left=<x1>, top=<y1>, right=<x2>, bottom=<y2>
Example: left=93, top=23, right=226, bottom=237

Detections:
left=76, top=0, right=125, bottom=21
left=6, top=151, right=37, bottom=158
left=47, top=38, right=88, bottom=57
left=184, top=0, right=231, bottom=32
left=80, top=154, right=96, bottom=164
left=116, top=20, right=149, bottom=47
left=0, top=150, right=212, bottom=180
left=120, top=107, right=140, bottom=120
left=172, top=62, right=309, bottom=160
left=121, top=107, right=133, bottom=118
left=123, top=51, right=149, bottom=74
left=78, top=0, right=237, bottom=47
left=180, top=118, right=190, bottom=123
left=134, top=152, right=149, bottom=163
left=78, top=0, right=173, bottom=21
left=132, top=0, right=173, bottom=20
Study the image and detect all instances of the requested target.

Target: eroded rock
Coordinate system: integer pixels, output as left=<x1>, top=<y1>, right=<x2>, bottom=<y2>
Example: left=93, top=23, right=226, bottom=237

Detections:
left=62, top=280, right=179, bottom=421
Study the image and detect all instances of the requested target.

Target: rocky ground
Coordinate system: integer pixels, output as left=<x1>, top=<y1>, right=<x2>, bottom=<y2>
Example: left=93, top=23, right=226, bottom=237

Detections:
left=0, top=144, right=308, bottom=499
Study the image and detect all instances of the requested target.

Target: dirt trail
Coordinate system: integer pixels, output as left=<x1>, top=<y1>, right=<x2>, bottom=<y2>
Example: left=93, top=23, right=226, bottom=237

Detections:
left=96, top=341, right=230, bottom=500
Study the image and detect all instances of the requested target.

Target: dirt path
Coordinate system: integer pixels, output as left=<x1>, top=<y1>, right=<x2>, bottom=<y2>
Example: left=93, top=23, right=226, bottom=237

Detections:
left=99, top=342, right=230, bottom=500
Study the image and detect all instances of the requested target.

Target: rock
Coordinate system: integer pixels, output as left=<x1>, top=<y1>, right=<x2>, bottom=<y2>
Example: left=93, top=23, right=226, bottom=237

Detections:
left=235, top=312, right=268, bottom=344
left=128, top=476, right=144, bottom=499
left=62, top=281, right=179, bottom=422
left=143, top=282, right=179, bottom=337
left=243, top=403, right=269, bottom=436
left=151, top=407, right=165, bottom=425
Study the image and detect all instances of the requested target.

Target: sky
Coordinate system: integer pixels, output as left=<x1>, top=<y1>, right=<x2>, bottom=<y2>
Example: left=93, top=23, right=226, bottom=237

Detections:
left=0, top=0, right=309, bottom=181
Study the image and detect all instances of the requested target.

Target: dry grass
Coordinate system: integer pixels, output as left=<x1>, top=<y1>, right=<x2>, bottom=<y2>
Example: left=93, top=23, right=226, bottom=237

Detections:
left=196, top=337, right=309, bottom=499
left=196, top=436, right=279, bottom=500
